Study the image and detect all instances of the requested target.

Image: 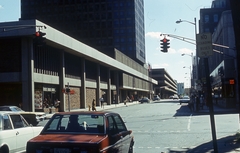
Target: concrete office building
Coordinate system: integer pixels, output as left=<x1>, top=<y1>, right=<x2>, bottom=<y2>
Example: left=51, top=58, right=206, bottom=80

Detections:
left=20, top=0, right=146, bottom=65
left=0, top=20, right=157, bottom=112
left=150, top=69, right=177, bottom=99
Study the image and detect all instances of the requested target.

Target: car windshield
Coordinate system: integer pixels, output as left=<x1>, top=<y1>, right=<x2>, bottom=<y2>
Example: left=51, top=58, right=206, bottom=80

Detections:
left=183, top=96, right=190, bottom=99
left=44, top=114, right=105, bottom=134
left=0, top=106, right=24, bottom=112
left=10, top=107, right=24, bottom=112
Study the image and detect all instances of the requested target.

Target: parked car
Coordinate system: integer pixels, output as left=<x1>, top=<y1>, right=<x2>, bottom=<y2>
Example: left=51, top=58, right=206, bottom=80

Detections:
left=173, top=95, right=179, bottom=100
left=0, top=106, right=46, bottom=126
left=179, top=95, right=190, bottom=104
left=153, top=95, right=160, bottom=101
left=26, top=111, right=134, bottom=153
left=139, top=97, right=150, bottom=103
left=0, top=111, right=43, bottom=153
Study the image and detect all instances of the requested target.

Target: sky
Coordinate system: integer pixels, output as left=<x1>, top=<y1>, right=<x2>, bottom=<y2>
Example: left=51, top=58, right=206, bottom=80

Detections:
left=0, top=0, right=212, bottom=88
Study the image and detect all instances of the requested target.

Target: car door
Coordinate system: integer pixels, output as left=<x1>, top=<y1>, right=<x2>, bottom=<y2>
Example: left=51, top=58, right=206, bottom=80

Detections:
left=0, top=114, right=17, bottom=152
left=113, top=115, right=132, bottom=153
left=106, top=115, right=122, bottom=152
left=10, top=114, right=34, bottom=152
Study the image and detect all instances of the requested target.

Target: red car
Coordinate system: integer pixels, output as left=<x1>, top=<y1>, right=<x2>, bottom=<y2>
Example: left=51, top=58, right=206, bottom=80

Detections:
left=26, top=111, right=134, bottom=153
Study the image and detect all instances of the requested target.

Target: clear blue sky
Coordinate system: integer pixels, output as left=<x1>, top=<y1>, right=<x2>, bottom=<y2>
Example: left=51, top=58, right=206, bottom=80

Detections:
left=0, top=0, right=212, bottom=88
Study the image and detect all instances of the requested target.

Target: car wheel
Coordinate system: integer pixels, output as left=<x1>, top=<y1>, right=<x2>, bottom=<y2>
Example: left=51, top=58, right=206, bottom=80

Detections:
left=0, top=145, right=9, bottom=153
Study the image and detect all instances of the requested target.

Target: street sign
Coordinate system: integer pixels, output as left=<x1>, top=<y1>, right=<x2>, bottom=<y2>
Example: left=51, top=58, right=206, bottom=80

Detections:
left=196, top=33, right=213, bottom=58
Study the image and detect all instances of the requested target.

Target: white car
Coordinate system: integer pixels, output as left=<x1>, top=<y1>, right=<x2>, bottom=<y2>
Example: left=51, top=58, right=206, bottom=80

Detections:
left=0, top=106, right=46, bottom=126
left=179, top=96, right=190, bottom=104
left=0, top=111, right=43, bottom=153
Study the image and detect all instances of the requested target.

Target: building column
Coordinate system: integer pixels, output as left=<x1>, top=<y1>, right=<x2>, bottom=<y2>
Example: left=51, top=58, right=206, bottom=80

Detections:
left=21, top=38, right=34, bottom=111
left=59, top=50, right=66, bottom=112
left=96, top=64, right=100, bottom=106
left=81, top=58, right=86, bottom=108
left=107, top=68, right=111, bottom=105
left=115, top=71, right=120, bottom=104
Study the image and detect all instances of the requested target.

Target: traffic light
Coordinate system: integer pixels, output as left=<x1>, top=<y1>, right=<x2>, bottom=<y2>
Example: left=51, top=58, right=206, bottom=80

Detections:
left=160, top=38, right=170, bottom=52
left=33, top=31, right=46, bottom=47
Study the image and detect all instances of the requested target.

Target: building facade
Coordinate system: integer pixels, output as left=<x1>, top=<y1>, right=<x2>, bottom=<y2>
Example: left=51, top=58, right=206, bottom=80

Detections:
left=20, top=0, right=146, bottom=65
left=150, top=69, right=177, bottom=99
left=0, top=20, right=157, bottom=112
left=199, top=0, right=236, bottom=108
left=177, top=83, right=184, bottom=96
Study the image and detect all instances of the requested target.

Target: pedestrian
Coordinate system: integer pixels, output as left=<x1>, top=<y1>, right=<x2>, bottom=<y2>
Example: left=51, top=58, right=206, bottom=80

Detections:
left=188, top=95, right=195, bottom=112
left=100, top=97, right=104, bottom=108
left=200, top=95, right=204, bottom=109
left=54, top=99, right=60, bottom=112
left=196, top=95, right=200, bottom=112
left=92, top=99, right=97, bottom=111
left=124, top=96, right=129, bottom=106
left=131, top=95, right=134, bottom=102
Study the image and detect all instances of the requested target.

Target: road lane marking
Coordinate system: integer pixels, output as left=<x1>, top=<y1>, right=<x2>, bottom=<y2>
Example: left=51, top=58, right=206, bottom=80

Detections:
left=187, top=114, right=192, bottom=131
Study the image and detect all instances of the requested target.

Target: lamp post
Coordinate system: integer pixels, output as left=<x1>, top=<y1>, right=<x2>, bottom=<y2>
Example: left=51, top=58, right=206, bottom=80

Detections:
left=176, top=18, right=198, bottom=90
left=182, top=53, right=193, bottom=88
left=183, top=66, right=191, bottom=88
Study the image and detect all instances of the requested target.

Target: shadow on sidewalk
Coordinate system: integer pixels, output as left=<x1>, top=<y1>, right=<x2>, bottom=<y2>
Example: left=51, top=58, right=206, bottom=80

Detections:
left=165, top=134, right=240, bottom=153
left=187, top=134, right=240, bottom=153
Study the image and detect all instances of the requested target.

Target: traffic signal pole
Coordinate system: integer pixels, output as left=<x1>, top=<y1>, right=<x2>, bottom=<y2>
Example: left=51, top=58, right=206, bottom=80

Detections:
left=204, top=57, right=218, bottom=153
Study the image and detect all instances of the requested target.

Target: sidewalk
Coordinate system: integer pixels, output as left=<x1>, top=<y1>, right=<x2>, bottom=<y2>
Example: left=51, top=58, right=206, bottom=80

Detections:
left=188, top=134, right=240, bottom=153
left=189, top=104, right=240, bottom=153
left=195, top=103, right=239, bottom=115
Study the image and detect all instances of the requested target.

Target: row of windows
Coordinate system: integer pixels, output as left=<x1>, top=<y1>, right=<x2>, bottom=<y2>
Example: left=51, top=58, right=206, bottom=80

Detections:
left=204, top=14, right=219, bottom=23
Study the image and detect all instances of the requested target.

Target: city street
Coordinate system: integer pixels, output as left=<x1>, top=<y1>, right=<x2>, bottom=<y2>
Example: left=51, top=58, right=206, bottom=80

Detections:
left=39, top=99, right=240, bottom=153
left=116, top=100, right=239, bottom=153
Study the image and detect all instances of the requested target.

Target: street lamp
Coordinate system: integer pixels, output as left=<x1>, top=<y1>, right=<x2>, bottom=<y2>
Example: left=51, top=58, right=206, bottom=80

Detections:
left=176, top=18, right=198, bottom=90
left=181, top=53, right=193, bottom=57
left=183, top=66, right=191, bottom=88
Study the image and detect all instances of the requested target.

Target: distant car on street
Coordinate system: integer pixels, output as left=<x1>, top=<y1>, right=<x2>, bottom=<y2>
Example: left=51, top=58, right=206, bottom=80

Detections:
left=139, top=97, right=150, bottom=103
left=26, top=111, right=134, bottom=153
left=0, top=106, right=46, bottom=126
left=153, top=95, right=160, bottom=101
left=173, top=95, right=179, bottom=100
left=0, top=111, right=43, bottom=153
left=179, top=95, right=190, bottom=104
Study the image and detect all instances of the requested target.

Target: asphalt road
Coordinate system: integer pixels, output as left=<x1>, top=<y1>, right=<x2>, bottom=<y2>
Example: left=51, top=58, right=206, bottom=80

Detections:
left=110, top=99, right=239, bottom=153
left=38, top=99, right=240, bottom=153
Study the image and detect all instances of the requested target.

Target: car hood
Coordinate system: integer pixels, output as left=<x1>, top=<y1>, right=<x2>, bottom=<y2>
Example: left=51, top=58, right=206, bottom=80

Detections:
left=29, top=134, right=108, bottom=144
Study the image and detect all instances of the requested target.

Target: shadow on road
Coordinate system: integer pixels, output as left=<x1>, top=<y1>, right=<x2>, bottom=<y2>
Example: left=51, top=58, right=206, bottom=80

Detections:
left=166, top=134, right=239, bottom=153
left=189, top=135, right=239, bottom=153
left=173, top=103, right=239, bottom=117
left=173, top=104, right=194, bottom=117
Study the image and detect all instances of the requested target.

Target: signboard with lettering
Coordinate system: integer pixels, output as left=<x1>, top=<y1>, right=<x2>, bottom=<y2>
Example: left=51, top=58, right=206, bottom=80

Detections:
left=196, top=33, right=213, bottom=58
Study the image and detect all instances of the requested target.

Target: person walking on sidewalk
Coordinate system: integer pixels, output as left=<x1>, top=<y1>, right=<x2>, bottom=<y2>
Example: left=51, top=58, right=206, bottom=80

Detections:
left=124, top=96, right=130, bottom=107
left=188, top=94, right=195, bottom=112
left=92, top=99, right=97, bottom=111
left=100, top=97, right=104, bottom=108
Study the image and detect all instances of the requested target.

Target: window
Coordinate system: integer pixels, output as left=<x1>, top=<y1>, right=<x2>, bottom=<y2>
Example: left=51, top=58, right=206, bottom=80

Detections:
left=213, top=14, right=218, bottom=22
left=3, top=115, right=12, bottom=130
left=113, top=115, right=126, bottom=132
left=204, top=15, right=209, bottom=23
left=10, top=114, right=28, bottom=128
left=107, top=116, right=118, bottom=135
left=204, top=28, right=210, bottom=32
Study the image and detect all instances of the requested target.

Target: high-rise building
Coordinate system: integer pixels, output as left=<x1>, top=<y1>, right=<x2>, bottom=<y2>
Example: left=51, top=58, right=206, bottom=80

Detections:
left=198, top=0, right=236, bottom=108
left=20, top=0, right=146, bottom=64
